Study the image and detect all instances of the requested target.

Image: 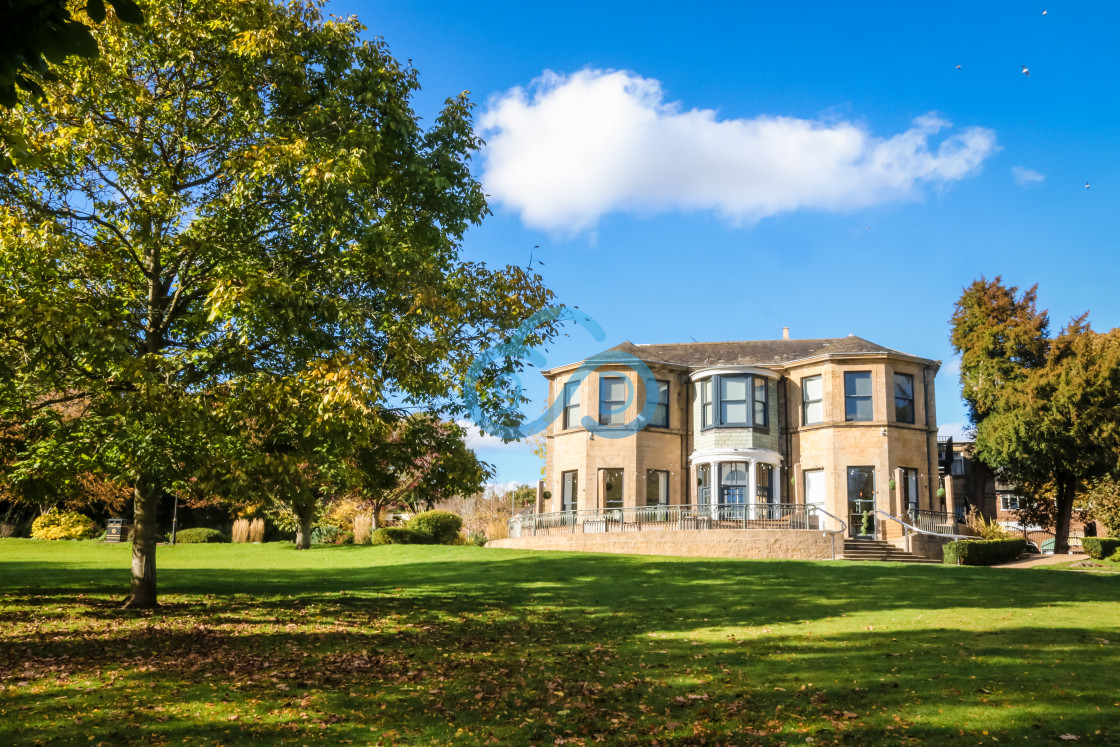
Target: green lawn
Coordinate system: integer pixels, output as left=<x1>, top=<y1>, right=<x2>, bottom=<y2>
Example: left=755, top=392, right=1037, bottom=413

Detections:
left=0, top=540, right=1117, bottom=745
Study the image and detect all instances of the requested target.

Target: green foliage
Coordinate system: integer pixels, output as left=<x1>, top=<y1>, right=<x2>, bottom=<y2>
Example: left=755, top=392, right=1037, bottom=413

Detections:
left=0, top=0, right=558, bottom=604
left=1080, top=477, right=1120, bottom=536
left=943, top=538, right=1026, bottom=566
left=466, top=531, right=488, bottom=547
left=965, top=509, right=1013, bottom=540
left=369, top=527, right=432, bottom=545
left=312, top=526, right=353, bottom=545
left=29, top=509, right=100, bottom=540
left=0, top=0, right=143, bottom=108
left=174, top=528, right=230, bottom=544
left=1080, top=537, right=1120, bottom=560
left=406, top=510, right=463, bottom=544
left=950, top=277, right=1120, bottom=554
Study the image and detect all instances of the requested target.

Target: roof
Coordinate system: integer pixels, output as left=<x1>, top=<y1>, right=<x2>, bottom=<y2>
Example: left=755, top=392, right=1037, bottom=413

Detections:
left=588, top=336, right=931, bottom=368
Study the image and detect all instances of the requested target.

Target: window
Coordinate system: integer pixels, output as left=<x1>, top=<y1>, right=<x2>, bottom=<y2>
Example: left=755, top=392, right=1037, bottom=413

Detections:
left=562, top=380, right=580, bottom=430
left=804, top=469, right=825, bottom=529
left=894, top=372, right=915, bottom=424
left=802, top=375, right=823, bottom=425
left=599, top=375, right=627, bottom=426
left=1000, top=494, right=1022, bottom=511
left=601, top=468, right=623, bottom=509
left=651, top=380, right=670, bottom=428
left=719, top=462, right=748, bottom=503
left=646, top=470, right=669, bottom=507
left=951, top=453, right=965, bottom=476
left=756, top=463, right=772, bottom=502
left=699, top=374, right=771, bottom=428
left=844, top=371, right=873, bottom=421
left=753, top=377, right=768, bottom=428
left=900, top=467, right=919, bottom=512
left=719, top=375, right=749, bottom=425
left=561, top=470, right=578, bottom=512
left=697, top=465, right=711, bottom=507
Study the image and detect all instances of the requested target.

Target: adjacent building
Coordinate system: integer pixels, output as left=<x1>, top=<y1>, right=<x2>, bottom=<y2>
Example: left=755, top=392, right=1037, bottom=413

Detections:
left=541, top=333, right=942, bottom=542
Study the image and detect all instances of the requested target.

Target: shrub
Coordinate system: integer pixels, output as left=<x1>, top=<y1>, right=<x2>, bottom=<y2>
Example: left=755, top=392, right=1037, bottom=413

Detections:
left=965, top=509, right=1013, bottom=540
left=467, top=531, right=488, bottom=547
left=370, top=527, right=433, bottom=546
left=1081, top=537, right=1120, bottom=560
left=30, top=509, right=101, bottom=541
left=405, top=510, right=463, bottom=544
left=943, top=538, right=1026, bottom=566
left=174, top=527, right=231, bottom=544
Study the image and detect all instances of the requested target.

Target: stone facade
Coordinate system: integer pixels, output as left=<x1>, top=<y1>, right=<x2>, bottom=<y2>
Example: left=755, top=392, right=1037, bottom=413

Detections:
left=489, top=528, right=836, bottom=560
left=541, top=335, right=942, bottom=556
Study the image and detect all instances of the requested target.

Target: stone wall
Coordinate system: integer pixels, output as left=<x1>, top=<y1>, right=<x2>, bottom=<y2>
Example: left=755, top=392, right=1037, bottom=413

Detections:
left=489, top=528, right=837, bottom=560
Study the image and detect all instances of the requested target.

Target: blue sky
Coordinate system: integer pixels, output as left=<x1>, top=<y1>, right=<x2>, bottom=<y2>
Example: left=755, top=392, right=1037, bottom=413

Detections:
left=330, top=0, right=1120, bottom=485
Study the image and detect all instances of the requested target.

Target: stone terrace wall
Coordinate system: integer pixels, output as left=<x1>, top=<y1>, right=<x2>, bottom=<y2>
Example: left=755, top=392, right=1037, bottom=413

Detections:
left=488, top=529, right=837, bottom=560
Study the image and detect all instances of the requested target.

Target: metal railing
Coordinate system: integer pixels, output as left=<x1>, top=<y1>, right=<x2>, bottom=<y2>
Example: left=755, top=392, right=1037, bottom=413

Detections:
left=509, top=503, right=846, bottom=538
left=875, top=509, right=977, bottom=554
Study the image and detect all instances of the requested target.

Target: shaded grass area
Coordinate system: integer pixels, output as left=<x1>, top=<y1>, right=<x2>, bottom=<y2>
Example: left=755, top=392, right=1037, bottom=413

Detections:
left=0, top=540, right=1118, bottom=745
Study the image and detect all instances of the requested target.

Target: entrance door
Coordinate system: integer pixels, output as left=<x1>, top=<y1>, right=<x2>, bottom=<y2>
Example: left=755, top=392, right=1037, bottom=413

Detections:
left=804, top=469, right=825, bottom=530
left=847, top=466, right=876, bottom=538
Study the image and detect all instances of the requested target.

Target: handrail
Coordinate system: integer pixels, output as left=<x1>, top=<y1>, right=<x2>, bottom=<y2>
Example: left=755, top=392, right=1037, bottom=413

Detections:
left=875, top=508, right=974, bottom=543
left=812, top=506, right=848, bottom=560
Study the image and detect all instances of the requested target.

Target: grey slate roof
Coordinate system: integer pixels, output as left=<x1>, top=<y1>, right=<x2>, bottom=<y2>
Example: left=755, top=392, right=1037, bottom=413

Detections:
left=605, top=336, right=924, bottom=367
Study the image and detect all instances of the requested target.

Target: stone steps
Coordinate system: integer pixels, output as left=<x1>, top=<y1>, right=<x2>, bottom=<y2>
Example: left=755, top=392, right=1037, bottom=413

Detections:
left=841, top=539, right=942, bottom=564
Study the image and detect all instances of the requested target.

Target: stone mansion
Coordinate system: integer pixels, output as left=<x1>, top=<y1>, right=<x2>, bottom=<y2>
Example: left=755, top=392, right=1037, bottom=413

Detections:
left=539, top=333, right=943, bottom=539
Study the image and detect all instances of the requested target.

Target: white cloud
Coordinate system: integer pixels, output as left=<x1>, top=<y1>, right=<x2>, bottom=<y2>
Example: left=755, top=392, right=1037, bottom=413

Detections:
left=479, top=69, right=999, bottom=233
left=456, top=420, right=525, bottom=452
left=1011, top=166, right=1045, bottom=186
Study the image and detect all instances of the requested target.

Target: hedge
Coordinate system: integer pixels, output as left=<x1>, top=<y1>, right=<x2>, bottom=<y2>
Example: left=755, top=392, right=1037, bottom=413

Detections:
left=943, top=538, right=1027, bottom=566
left=370, top=527, right=434, bottom=546
left=405, top=511, right=463, bottom=544
left=174, top=528, right=231, bottom=544
left=1081, top=537, right=1120, bottom=560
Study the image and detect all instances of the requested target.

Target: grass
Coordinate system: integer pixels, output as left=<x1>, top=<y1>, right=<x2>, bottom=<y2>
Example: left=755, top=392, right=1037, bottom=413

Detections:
left=0, top=540, right=1118, bottom=746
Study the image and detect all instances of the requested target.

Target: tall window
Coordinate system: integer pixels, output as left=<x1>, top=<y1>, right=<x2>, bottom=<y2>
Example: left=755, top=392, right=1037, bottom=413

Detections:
left=900, top=467, right=919, bottom=512
left=756, top=463, right=772, bottom=502
left=753, top=378, right=768, bottom=427
left=601, top=468, right=624, bottom=509
left=599, top=375, right=627, bottom=426
left=699, top=374, right=770, bottom=428
left=561, top=470, right=578, bottom=512
left=719, top=375, right=749, bottom=425
left=646, top=470, right=669, bottom=507
left=844, top=371, right=873, bottom=421
left=562, top=380, right=580, bottom=430
left=801, top=375, right=823, bottom=425
left=651, top=380, right=670, bottom=428
left=894, top=373, right=915, bottom=424
left=719, top=462, right=748, bottom=503
left=697, top=465, right=711, bottom=507
left=804, top=469, right=825, bottom=529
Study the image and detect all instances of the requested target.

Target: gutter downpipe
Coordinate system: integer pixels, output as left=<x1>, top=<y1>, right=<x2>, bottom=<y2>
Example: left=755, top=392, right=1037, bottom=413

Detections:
left=924, top=364, right=936, bottom=511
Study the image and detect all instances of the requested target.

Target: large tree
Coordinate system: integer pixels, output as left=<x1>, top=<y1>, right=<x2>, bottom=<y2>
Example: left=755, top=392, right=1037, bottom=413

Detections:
left=0, top=0, right=556, bottom=607
left=950, top=277, right=1120, bottom=552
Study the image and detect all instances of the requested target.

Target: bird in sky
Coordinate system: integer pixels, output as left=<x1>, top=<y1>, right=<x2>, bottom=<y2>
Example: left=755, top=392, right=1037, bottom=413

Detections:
left=1085, top=182, right=1091, bottom=189
left=956, top=64, right=962, bottom=70
left=1042, top=9, right=1048, bottom=15
left=1021, top=65, right=1030, bottom=77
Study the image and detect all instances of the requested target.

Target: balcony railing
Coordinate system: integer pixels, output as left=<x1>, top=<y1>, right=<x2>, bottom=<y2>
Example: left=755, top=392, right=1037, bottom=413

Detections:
left=508, top=503, right=846, bottom=538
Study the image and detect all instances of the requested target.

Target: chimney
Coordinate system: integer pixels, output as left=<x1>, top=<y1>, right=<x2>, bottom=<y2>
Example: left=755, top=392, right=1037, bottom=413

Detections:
left=782, top=327, right=790, bottom=340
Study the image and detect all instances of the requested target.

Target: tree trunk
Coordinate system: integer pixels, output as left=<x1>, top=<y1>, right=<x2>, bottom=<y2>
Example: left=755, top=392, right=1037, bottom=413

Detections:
left=1053, top=473, right=1075, bottom=555
left=294, top=509, right=314, bottom=550
left=124, top=479, right=159, bottom=609
left=371, top=500, right=383, bottom=530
